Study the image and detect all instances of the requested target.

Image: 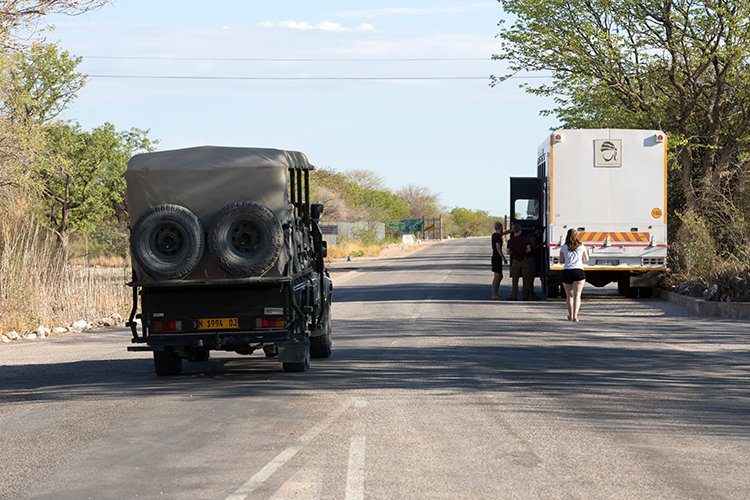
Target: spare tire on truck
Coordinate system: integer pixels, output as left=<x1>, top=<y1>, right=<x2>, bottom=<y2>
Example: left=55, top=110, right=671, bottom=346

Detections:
left=208, top=201, right=283, bottom=277
left=131, top=204, right=205, bottom=279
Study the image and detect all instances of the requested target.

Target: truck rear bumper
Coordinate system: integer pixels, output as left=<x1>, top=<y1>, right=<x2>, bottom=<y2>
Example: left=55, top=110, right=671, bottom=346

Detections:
left=130, top=329, right=290, bottom=350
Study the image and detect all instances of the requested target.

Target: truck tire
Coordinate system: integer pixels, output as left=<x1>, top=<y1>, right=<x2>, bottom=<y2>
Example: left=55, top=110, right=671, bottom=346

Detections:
left=209, top=201, right=283, bottom=277
left=154, top=350, right=182, bottom=376
left=282, top=358, right=310, bottom=372
left=131, top=204, right=204, bottom=279
left=310, top=313, right=332, bottom=359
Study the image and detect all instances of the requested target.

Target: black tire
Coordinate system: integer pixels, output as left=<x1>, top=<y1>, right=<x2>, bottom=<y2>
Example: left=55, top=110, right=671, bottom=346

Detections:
left=131, top=204, right=204, bottom=279
left=547, top=283, right=560, bottom=299
left=154, top=350, right=182, bottom=376
left=283, top=358, right=310, bottom=372
left=209, top=201, right=283, bottom=277
left=310, top=314, right=332, bottom=359
left=639, top=287, right=653, bottom=298
left=617, top=278, right=629, bottom=296
left=625, top=285, right=639, bottom=299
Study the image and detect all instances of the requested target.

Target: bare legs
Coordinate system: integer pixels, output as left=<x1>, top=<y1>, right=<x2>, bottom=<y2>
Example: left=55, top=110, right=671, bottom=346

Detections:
left=563, top=279, right=585, bottom=320
left=491, top=272, right=502, bottom=299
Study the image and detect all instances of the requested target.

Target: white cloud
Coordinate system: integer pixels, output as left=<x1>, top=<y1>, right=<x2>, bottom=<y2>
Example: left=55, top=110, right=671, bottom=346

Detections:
left=262, top=20, right=375, bottom=33
left=331, top=5, right=492, bottom=18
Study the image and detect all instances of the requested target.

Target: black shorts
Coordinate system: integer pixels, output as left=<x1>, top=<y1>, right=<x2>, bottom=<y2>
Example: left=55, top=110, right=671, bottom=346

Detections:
left=491, top=255, right=503, bottom=274
left=562, top=268, right=586, bottom=284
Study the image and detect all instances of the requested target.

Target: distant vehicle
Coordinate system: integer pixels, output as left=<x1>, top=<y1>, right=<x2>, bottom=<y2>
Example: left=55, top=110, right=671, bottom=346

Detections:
left=510, top=129, right=668, bottom=298
left=125, top=146, right=332, bottom=375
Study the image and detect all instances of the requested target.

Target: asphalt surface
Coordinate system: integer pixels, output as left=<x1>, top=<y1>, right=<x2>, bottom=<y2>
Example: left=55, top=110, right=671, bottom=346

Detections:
left=1, top=238, right=749, bottom=499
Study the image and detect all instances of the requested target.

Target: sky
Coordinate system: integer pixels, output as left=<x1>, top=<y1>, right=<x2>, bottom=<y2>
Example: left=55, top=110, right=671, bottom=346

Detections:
left=43, top=0, right=556, bottom=216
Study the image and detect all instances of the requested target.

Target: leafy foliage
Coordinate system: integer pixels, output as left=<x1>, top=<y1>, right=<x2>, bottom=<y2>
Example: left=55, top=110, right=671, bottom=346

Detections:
left=35, top=122, right=154, bottom=247
left=495, top=0, right=750, bottom=269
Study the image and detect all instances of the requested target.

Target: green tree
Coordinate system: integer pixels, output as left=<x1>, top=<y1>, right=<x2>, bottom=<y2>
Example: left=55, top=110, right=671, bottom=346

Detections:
left=446, top=207, right=495, bottom=238
left=6, top=43, right=85, bottom=125
left=35, top=122, right=154, bottom=249
left=494, top=0, right=750, bottom=260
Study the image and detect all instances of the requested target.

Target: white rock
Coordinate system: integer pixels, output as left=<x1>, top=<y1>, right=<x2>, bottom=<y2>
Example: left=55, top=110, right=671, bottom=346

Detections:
left=36, top=326, right=51, bottom=337
left=52, top=327, right=68, bottom=335
left=1, top=335, right=10, bottom=343
left=25, top=332, right=38, bottom=340
left=70, top=320, right=89, bottom=331
left=111, top=313, right=123, bottom=324
left=7, top=331, right=19, bottom=340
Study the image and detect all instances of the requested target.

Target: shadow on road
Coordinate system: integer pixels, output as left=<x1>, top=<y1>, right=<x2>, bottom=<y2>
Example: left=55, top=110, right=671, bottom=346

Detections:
left=2, top=315, right=748, bottom=439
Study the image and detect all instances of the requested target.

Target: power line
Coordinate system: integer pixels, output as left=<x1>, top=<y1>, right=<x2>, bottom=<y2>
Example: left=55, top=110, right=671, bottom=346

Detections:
left=86, top=74, right=551, bottom=81
left=87, top=74, right=490, bottom=80
left=82, top=55, right=491, bottom=62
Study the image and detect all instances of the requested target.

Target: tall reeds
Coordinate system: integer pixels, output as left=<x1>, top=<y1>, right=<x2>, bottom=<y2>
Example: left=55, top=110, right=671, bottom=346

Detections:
left=0, top=203, right=129, bottom=333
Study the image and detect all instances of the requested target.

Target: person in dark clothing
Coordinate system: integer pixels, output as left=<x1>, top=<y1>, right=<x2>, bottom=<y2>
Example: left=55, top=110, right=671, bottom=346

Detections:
left=491, top=221, right=509, bottom=299
left=528, top=226, right=545, bottom=299
left=508, top=223, right=533, bottom=300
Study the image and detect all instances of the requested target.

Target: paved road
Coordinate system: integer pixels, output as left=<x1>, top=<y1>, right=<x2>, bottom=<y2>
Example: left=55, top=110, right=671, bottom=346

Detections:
left=1, top=238, right=749, bottom=499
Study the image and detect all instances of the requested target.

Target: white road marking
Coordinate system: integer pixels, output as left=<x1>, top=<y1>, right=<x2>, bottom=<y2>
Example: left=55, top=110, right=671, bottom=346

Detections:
left=226, top=398, right=361, bottom=500
left=226, top=446, right=300, bottom=500
left=269, top=466, right=323, bottom=500
left=345, top=425, right=366, bottom=500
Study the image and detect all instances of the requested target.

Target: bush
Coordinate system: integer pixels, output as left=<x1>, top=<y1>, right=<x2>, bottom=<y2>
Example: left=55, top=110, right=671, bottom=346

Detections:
left=673, top=210, right=720, bottom=278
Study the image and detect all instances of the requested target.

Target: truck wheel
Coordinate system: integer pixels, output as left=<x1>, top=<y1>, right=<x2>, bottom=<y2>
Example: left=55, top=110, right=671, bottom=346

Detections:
left=547, top=284, right=560, bottom=299
left=282, top=358, right=310, bottom=372
left=617, top=278, right=629, bottom=296
left=310, top=314, right=332, bottom=359
left=209, top=201, right=283, bottom=277
left=154, top=350, right=182, bottom=376
left=131, top=204, right=204, bottom=279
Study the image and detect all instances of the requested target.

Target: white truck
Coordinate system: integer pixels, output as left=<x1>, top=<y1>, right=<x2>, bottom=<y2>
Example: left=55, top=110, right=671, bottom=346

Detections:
left=510, top=128, right=668, bottom=298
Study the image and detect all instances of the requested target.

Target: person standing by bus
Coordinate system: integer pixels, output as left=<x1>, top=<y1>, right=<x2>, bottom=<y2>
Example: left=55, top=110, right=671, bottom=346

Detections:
left=559, top=228, right=589, bottom=321
left=491, top=221, right=509, bottom=300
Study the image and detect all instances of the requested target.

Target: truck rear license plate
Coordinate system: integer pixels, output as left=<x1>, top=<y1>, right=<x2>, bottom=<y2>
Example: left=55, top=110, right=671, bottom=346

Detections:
left=198, top=318, right=238, bottom=330
left=595, top=259, right=620, bottom=266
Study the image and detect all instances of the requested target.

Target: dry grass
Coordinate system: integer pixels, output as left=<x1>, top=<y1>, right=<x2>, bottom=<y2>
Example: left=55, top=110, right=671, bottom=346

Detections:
left=327, top=240, right=383, bottom=259
left=0, top=215, right=130, bottom=333
left=69, top=254, right=128, bottom=267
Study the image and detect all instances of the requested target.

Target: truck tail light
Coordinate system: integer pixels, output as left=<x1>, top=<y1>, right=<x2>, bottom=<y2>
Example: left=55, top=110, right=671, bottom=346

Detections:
left=258, top=317, right=286, bottom=329
left=151, top=320, right=181, bottom=332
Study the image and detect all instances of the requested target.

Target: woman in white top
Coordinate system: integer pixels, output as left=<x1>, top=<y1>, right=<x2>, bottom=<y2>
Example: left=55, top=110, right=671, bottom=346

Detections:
left=559, top=228, right=589, bottom=321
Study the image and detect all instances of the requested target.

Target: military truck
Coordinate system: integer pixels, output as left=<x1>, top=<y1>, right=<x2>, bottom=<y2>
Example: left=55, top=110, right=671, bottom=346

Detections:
left=125, top=146, right=332, bottom=375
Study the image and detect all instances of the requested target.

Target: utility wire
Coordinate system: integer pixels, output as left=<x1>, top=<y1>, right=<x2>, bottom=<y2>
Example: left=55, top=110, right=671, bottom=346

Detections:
left=86, top=74, right=550, bottom=81
left=82, top=55, right=491, bottom=62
